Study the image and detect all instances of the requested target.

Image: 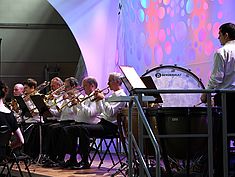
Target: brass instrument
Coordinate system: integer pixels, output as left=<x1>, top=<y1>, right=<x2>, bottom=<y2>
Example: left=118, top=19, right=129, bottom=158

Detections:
left=86, top=86, right=110, bottom=102
left=44, top=84, right=65, bottom=102
left=22, top=81, right=50, bottom=114
left=23, top=81, right=50, bottom=100
left=47, top=87, right=85, bottom=113
left=57, top=86, right=110, bottom=112
left=8, top=98, right=20, bottom=113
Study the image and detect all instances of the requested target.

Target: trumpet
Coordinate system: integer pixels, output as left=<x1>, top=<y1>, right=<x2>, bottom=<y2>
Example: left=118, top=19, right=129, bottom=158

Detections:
left=57, top=86, right=110, bottom=112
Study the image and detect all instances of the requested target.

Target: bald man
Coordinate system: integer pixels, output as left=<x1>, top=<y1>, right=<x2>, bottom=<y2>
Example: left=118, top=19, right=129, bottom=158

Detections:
left=13, top=83, right=24, bottom=96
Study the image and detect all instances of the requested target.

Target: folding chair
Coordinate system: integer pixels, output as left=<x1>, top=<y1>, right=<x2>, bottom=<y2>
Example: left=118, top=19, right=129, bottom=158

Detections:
left=88, top=137, right=103, bottom=166
left=87, top=119, right=123, bottom=169
left=0, top=125, right=12, bottom=177
left=97, top=132, right=122, bottom=169
left=9, top=150, right=32, bottom=177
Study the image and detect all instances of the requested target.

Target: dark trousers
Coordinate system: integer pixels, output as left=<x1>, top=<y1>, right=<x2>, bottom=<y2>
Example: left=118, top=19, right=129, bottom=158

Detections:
left=64, top=119, right=118, bottom=163
left=213, top=93, right=235, bottom=177
left=43, top=120, right=74, bottom=161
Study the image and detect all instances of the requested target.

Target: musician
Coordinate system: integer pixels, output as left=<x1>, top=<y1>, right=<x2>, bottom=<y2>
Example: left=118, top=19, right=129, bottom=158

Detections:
left=200, top=22, right=235, bottom=104
left=43, top=77, right=85, bottom=164
left=45, top=77, right=64, bottom=121
left=63, top=72, right=126, bottom=169
left=22, top=78, right=40, bottom=123
left=9, top=83, right=24, bottom=122
left=44, top=76, right=103, bottom=167
left=200, top=22, right=235, bottom=177
left=0, top=81, right=24, bottom=150
left=13, top=83, right=24, bottom=96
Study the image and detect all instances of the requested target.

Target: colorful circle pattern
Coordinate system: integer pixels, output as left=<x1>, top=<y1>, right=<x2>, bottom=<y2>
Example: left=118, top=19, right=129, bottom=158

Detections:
left=117, top=0, right=235, bottom=85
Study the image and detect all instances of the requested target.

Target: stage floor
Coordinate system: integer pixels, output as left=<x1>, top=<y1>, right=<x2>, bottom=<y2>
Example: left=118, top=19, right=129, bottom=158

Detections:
left=2, top=153, right=125, bottom=177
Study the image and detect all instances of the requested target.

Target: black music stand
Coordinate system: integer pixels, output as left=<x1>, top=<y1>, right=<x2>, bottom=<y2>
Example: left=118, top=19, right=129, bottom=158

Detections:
left=140, top=76, right=163, bottom=103
left=30, top=95, right=53, bottom=164
left=14, top=96, right=32, bottom=122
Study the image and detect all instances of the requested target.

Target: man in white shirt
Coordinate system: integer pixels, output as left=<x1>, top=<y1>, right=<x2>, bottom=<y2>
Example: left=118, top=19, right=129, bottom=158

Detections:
left=63, top=72, right=126, bottom=169
left=201, top=22, right=235, bottom=102
left=200, top=22, right=235, bottom=177
left=44, top=76, right=103, bottom=166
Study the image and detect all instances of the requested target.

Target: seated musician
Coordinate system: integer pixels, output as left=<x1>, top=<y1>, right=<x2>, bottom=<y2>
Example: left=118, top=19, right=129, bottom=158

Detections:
left=9, top=83, right=24, bottom=122
left=22, top=78, right=41, bottom=123
left=45, top=77, right=64, bottom=122
left=0, top=81, right=24, bottom=150
left=62, top=72, right=126, bottom=169
left=22, top=78, right=45, bottom=158
left=43, top=76, right=85, bottom=164
left=13, top=83, right=24, bottom=97
left=44, top=76, right=104, bottom=167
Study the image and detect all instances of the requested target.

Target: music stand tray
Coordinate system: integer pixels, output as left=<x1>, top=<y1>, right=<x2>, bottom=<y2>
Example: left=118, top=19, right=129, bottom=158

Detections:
left=14, top=96, right=32, bottom=118
left=30, top=95, right=53, bottom=118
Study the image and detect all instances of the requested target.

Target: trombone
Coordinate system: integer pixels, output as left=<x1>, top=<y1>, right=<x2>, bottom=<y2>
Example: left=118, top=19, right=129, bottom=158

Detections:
left=22, top=81, right=50, bottom=114
left=57, top=86, right=110, bottom=112
left=82, top=86, right=110, bottom=102
left=49, top=87, right=85, bottom=113
left=44, top=84, right=65, bottom=102
left=23, top=81, right=50, bottom=101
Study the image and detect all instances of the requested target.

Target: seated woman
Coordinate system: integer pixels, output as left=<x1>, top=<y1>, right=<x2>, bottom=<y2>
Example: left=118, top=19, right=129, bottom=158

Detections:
left=0, top=81, right=24, bottom=154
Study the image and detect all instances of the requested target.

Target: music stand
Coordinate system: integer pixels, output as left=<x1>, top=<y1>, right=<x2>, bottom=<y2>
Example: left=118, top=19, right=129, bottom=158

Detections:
left=14, top=96, right=32, bottom=121
left=119, top=65, right=146, bottom=94
left=30, top=94, right=53, bottom=164
left=141, top=76, right=163, bottom=103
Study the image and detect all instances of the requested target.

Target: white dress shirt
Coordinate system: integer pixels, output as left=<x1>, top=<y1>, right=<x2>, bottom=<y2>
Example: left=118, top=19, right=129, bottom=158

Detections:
left=97, top=89, right=127, bottom=123
left=74, top=92, right=102, bottom=124
left=207, top=40, right=235, bottom=90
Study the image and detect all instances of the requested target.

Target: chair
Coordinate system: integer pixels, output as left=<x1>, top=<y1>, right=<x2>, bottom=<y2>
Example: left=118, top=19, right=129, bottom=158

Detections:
left=0, top=125, right=12, bottom=177
left=87, top=119, right=123, bottom=169
left=9, top=150, right=32, bottom=177
left=97, top=132, right=122, bottom=169
left=0, top=125, right=32, bottom=177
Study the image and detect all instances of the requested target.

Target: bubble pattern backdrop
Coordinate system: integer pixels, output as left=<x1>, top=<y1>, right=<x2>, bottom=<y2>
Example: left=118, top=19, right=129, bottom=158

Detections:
left=117, top=0, right=235, bottom=85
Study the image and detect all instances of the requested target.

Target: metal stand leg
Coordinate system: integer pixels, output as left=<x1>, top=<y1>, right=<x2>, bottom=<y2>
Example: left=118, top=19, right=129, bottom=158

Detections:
left=35, top=115, right=47, bottom=165
left=36, top=123, right=44, bottom=164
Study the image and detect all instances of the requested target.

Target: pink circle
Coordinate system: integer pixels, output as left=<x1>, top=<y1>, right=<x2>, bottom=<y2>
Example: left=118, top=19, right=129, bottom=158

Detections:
left=175, top=21, right=187, bottom=41
left=204, top=41, right=214, bottom=56
left=198, top=29, right=206, bottom=42
left=218, top=0, right=223, bottom=4
left=212, top=22, right=220, bottom=39
left=170, top=10, right=174, bottom=17
left=158, top=7, right=165, bottom=19
left=165, top=41, right=172, bottom=54
left=167, top=28, right=170, bottom=35
left=163, top=0, right=170, bottom=5
left=167, top=7, right=171, bottom=14
left=158, top=29, right=166, bottom=42
left=154, top=45, right=163, bottom=63
left=217, top=11, right=223, bottom=19
left=207, top=23, right=212, bottom=31
left=203, top=2, right=208, bottom=10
